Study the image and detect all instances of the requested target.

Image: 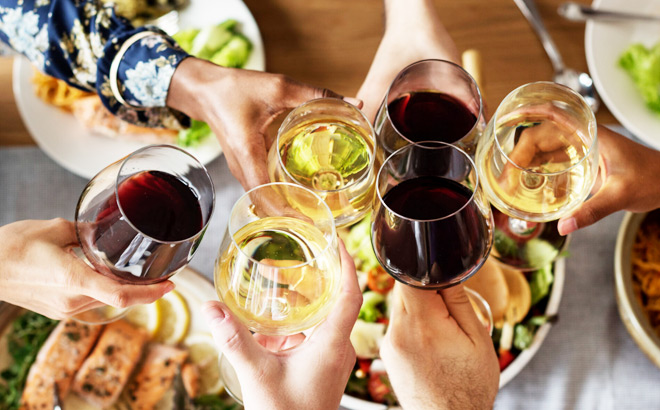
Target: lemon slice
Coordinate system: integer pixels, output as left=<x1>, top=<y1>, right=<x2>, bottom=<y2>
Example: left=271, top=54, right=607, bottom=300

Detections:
left=184, top=332, right=225, bottom=395
left=153, top=290, right=190, bottom=345
left=123, top=300, right=162, bottom=337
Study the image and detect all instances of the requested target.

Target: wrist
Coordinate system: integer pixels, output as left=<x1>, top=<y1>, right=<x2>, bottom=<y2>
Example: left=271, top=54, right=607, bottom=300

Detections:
left=166, top=57, right=232, bottom=121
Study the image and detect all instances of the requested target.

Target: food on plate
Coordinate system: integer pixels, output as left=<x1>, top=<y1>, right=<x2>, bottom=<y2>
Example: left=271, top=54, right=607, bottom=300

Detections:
left=343, top=214, right=558, bottom=405
left=72, top=320, right=150, bottom=407
left=71, top=96, right=179, bottom=143
left=31, top=70, right=94, bottom=112
left=0, top=285, right=236, bottom=409
left=20, top=319, right=104, bottom=409
left=465, top=257, right=510, bottom=322
left=619, top=42, right=660, bottom=114
left=99, top=0, right=185, bottom=26
left=124, top=344, right=191, bottom=408
left=0, top=313, right=58, bottom=409
left=631, top=210, right=660, bottom=336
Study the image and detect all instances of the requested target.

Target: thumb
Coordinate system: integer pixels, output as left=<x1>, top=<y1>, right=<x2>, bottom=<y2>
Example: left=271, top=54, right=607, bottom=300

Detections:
left=558, top=184, right=624, bottom=235
left=202, top=301, right=264, bottom=372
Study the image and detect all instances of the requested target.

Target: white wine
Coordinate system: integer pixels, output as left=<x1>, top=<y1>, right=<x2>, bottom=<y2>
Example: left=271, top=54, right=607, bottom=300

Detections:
left=478, top=114, right=597, bottom=222
left=215, top=216, right=341, bottom=335
left=269, top=119, right=376, bottom=227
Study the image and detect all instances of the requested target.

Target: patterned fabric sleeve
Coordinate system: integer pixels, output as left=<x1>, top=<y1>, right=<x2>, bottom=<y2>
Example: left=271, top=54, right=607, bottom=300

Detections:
left=0, top=0, right=190, bottom=128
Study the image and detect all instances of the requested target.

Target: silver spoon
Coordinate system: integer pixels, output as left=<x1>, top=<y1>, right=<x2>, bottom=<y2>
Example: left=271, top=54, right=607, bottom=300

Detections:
left=559, top=2, right=660, bottom=23
left=513, top=0, right=600, bottom=112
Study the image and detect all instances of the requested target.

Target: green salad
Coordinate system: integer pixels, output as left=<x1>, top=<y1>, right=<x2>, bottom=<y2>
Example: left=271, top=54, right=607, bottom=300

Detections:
left=619, top=42, right=660, bottom=114
left=173, top=20, right=253, bottom=147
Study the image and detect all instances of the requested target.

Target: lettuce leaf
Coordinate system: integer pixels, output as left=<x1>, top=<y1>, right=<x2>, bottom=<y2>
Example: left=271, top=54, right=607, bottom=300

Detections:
left=619, top=42, right=660, bottom=114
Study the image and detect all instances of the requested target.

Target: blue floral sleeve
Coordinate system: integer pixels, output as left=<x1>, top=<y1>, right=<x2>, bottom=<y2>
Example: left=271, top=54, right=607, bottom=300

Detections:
left=0, top=0, right=190, bottom=128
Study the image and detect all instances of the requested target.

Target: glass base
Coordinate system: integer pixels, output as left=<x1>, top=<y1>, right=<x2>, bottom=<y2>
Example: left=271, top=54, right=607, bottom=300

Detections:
left=490, top=208, right=567, bottom=271
left=219, top=355, right=243, bottom=405
left=71, top=305, right=130, bottom=325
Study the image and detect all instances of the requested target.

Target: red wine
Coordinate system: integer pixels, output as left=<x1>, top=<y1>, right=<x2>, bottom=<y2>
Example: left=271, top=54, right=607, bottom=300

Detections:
left=372, top=176, right=489, bottom=287
left=110, top=170, right=202, bottom=241
left=79, top=171, right=205, bottom=283
left=388, top=91, right=477, bottom=144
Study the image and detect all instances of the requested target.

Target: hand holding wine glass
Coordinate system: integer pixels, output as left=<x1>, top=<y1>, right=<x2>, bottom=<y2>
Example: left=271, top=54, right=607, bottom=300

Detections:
left=380, top=283, right=499, bottom=410
left=558, top=126, right=660, bottom=235
left=0, top=219, right=173, bottom=319
left=203, top=242, right=362, bottom=410
left=74, top=144, right=214, bottom=323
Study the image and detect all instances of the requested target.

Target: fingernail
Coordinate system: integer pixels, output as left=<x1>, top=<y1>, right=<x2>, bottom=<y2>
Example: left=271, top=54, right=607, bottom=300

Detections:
left=202, top=301, right=226, bottom=323
left=558, top=217, right=577, bottom=236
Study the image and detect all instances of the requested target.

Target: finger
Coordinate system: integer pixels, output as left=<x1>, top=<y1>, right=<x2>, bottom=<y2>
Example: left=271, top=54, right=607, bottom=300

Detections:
left=557, top=182, right=625, bottom=235
left=69, top=299, right=106, bottom=315
left=391, top=282, right=449, bottom=319
left=438, top=284, right=487, bottom=340
left=202, top=301, right=265, bottom=371
left=253, top=332, right=306, bottom=351
left=46, top=218, right=79, bottom=247
left=69, top=256, right=175, bottom=307
left=310, top=240, right=363, bottom=344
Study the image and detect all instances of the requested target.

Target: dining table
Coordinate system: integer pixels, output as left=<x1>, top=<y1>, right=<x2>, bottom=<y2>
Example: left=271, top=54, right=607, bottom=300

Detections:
left=1, top=0, right=660, bottom=409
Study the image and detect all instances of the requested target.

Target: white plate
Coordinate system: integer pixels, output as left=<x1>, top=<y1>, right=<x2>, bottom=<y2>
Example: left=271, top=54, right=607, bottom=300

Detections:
left=585, top=0, right=660, bottom=149
left=340, top=259, right=566, bottom=409
left=12, top=0, right=266, bottom=179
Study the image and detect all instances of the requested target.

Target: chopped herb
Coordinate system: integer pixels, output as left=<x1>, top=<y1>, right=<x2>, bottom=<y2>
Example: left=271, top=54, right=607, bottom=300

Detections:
left=105, top=345, right=115, bottom=356
left=65, top=331, right=80, bottom=341
left=0, top=312, right=58, bottom=410
left=82, top=383, right=93, bottom=392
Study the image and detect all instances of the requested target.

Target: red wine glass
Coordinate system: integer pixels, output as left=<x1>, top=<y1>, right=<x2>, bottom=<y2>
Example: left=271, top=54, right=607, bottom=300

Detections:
left=371, top=141, right=493, bottom=289
left=373, top=59, right=485, bottom=161
left=74, top=144, right=215, bottom=323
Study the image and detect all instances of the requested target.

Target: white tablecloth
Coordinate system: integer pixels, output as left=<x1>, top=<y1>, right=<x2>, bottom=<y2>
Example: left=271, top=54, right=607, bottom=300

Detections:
left=1, top=146, right=659, bottom=409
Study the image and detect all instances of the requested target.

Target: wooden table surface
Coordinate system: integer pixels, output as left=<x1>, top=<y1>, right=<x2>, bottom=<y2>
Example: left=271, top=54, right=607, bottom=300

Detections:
left=0, top=0, right=616, bottom=146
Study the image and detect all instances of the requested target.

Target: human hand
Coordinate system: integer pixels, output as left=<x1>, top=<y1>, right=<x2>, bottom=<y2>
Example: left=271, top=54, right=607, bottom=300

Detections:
left=0, top=219, right=174, bottom=319
left=558, top=126, right=660, bottom=235
left=167, top=57, right=360, bottom=190
left=380, top=283, right=499, bottom=410
left=357, top=0, right=461, bottom=121
left=201, top=241, right=362, bottom=410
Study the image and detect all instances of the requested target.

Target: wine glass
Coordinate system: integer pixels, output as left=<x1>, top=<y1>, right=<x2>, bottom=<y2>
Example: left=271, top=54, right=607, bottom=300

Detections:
left=371, top=141, right=493, bottom=289
left=373, top=59, right=485, bottom=161
left=267, top=98, right=377, bottom=227
left=74, top=144, right=215, bottom=323
left=214, top=182, right=342, bottom=403
left=475, top=81, right=598, bottom=270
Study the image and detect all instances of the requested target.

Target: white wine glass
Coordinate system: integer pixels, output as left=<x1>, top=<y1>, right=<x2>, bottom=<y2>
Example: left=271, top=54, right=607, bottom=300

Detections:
left=214, top=182, right=342, bottom=403
left=267, top=98, right=377, bottom=227
left=74, top=144, right=215, bottom=323
left=475, top=81, right=598, bottom=270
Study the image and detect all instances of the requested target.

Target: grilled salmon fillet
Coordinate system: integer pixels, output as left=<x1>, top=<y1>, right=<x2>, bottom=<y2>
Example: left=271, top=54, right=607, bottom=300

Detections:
left=72, top=320, right=149, bottom=408
left=124, top=344, right=189, bottom=409
left=20, top=319, right=103, bottom=410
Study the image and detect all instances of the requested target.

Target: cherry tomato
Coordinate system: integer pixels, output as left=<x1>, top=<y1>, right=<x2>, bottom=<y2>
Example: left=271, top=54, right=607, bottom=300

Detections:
left=367, top=266, right=395, bottom=294
left=498, top=349, right=515, bottom=371
left=357, top=359, right=372, bottom=375
left=367, top=372, right=395, bottom=404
